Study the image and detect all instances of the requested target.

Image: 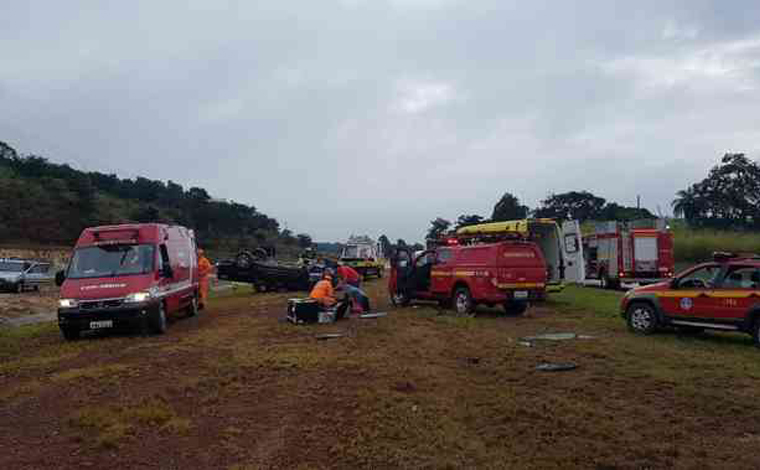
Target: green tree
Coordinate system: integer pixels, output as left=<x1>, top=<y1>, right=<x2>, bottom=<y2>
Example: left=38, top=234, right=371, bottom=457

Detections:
left=533, top=191, right=606, bottom=221
left=426, top=218, right=452, bottom=241
left=491, top=193, right=529, bottom=221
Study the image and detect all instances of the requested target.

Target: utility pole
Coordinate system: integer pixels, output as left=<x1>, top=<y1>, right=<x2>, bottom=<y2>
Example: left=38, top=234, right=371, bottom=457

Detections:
left=637, top=195, right=640, bottom=210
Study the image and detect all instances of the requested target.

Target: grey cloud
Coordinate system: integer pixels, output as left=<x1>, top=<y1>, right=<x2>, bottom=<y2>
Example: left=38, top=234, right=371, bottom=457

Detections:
left=2, top=0, right=759, bottom=242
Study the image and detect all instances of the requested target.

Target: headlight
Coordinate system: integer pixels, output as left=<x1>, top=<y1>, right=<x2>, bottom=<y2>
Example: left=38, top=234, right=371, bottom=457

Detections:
left=124, top=291, right=152, bottom=303
left=59, top=299, right=79, bottom=308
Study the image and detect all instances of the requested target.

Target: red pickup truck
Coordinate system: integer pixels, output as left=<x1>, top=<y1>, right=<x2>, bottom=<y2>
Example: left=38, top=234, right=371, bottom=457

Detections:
left=389, top=241, right=547, bottom=315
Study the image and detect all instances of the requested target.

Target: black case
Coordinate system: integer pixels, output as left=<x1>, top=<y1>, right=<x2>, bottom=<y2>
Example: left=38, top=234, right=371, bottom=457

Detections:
left=287, top=298, right=321, bottom=324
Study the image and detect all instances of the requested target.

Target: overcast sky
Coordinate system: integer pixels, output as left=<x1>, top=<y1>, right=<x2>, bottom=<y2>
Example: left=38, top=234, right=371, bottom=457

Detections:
left=2, top=1, right=759, bottom=242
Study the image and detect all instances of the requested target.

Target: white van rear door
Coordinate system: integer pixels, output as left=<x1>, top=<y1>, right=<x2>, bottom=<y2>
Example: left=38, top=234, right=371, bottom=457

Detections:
left=561, top=220, right=585, bottom=283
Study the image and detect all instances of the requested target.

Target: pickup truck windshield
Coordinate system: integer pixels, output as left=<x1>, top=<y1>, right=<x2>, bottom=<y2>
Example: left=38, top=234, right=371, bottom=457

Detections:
left=0, top=262, right=25, bottom=272
left=67, top=244, right=155, bottom=279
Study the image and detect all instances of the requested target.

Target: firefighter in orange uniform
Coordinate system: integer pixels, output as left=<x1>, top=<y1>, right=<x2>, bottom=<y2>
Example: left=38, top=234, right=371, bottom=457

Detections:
left=309, top=270, right=337, bottom=307
left=197, top=249, right=213, bottom=309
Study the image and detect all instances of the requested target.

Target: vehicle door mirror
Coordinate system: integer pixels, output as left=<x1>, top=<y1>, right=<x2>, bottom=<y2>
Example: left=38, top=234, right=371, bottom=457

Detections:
left=55, top=270, right=66, bottom=287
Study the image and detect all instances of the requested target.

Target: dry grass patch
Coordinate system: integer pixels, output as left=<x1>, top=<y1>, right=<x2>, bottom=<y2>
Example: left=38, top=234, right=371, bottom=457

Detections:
left=69, top=396, right=186, bottom=449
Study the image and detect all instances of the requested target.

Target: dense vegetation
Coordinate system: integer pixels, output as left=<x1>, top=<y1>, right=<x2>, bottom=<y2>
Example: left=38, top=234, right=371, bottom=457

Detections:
left=0, top=141, right=311, bottom=255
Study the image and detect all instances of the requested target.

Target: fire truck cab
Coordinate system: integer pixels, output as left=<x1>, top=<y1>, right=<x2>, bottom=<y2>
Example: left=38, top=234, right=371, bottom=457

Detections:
left=583, top=220, right=674, bottom=289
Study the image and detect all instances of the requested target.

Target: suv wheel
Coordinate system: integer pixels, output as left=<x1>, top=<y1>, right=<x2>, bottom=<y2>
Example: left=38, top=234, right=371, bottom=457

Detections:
left=453, top=287, right=474, bottom=315
left=752, top=318, right=760, bottom=348
left=627, top=302, right=658, bottom=334
left=153, top=302, right=168, bottom=335
left=503, top=301, right=528, bottom=315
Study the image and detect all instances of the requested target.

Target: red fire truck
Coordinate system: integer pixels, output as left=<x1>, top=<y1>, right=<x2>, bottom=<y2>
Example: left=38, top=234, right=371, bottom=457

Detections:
left=583, top=220, right=674, bottom=289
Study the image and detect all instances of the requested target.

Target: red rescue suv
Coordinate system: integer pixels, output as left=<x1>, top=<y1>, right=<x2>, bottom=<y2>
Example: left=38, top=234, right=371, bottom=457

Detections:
left=56, top=224, right=200, bottom=340
left=389, top=240, right=548, bottom=315
left=622, top=252, right=760, bottom=345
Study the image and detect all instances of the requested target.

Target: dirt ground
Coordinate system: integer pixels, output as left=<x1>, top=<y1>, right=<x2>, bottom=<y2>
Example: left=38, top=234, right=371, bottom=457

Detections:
left=0, top=286, right=58, bottom=320
left=3, top=280, right=760, bottom=469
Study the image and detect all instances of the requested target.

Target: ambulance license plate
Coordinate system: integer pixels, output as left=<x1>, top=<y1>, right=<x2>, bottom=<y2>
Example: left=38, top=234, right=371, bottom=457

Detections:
left=514, top=291, right=528, bottom=299
left=90, top=320, right=113, bottom=329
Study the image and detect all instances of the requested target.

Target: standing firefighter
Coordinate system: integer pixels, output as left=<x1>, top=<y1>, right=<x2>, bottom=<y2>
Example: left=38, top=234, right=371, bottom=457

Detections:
left=197, top=249, right=213, bottom=309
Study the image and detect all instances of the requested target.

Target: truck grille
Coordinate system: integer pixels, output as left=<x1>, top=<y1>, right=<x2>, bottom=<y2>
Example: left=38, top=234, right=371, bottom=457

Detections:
left=80, top=299, right=124, bottom=310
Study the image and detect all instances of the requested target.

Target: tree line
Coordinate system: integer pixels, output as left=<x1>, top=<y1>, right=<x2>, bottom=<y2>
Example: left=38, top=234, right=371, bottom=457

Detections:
left=0, top=140, right=312, bottom=252
left=426, top=189, right=653, bottom=240
left=672, top=153, right=760, bottom=230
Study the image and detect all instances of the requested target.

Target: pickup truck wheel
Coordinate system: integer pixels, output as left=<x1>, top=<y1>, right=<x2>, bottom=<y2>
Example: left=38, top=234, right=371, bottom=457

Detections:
left=453, top=287, right=474, bottom=316
left=186, top=294, right=199, bottom=317
left=627, top=302, right=658, bottom=335
left=61, top=327, right=80, bottom=341
left=391, top=291, right=410, bottom=307
left=503, top=301, right=528, bottom=315
left=152, top=302, right=167, bottom=335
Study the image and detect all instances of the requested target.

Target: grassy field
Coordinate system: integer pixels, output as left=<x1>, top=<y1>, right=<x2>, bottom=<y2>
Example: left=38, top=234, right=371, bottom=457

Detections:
left=672, top=225, right=760, bottom=263
left=3, top=282, right=760, bottom=469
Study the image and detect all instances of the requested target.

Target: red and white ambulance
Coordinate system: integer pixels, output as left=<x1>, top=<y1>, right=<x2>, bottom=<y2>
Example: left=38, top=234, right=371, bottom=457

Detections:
left=56, top=223, right=199, bottom=340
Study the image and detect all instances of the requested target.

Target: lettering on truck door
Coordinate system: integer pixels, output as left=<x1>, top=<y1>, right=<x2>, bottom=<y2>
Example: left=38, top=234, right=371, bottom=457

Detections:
left=561, top=220, right=585, bottom=283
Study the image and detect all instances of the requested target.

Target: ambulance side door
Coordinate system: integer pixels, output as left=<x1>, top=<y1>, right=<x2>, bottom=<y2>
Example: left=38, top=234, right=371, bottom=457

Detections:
left=561, top=220, right=585, bottom=283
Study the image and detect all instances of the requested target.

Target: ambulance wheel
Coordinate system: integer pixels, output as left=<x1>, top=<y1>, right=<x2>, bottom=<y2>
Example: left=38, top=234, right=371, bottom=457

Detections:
left=186, top=294, right=199, bottom=317
left=61, top=327, right=80, bottom=341
left=503, top=301, right=528, bottom=315
left=626, top=302, right=658, bottom=335
left=152, top=302, right=167, bottom=335
left=600, top=272, right=609, bottom=289
left=453, top=287, right=474, bottom=315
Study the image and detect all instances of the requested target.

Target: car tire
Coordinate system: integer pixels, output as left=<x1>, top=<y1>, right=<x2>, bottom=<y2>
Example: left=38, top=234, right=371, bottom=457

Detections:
left=14, top=282, right=23, bottom=294
left=152, top=302, right=168, bottom=335
left=503, top=301, right=529, bottom=315
left=453, top=287, right=474, bottom=316
left=626, top=302, right=658, bottom=335
left=377, top=268, right=383, bottom=279
left=186, top=294, right=199, bottom=317
left=61, top=327, right=80, bottom=341
left=235, top=251, right=255, bottom=269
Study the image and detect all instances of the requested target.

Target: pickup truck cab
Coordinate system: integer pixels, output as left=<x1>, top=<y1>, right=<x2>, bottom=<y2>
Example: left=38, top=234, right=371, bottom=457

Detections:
left=57, top=224, right=199, bottom=340
left=622, top=252, right=760, bottom=346
left=389, top=241, right=547, bottom=315
left=0, top=258, right=53, bottom=293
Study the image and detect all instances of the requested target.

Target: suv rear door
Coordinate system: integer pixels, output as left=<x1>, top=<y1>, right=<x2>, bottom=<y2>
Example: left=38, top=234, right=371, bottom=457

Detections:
left=710, top=265, right=760, bottom=321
